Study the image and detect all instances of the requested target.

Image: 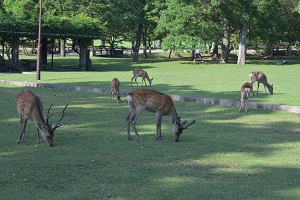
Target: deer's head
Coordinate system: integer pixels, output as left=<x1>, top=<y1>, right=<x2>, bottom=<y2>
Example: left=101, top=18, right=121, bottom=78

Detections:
left=269, top=84, right=274, bottom=94
left=42, top=103, right=68, bottom=146
left=173, top=118, right=195, bottom=142
left=149, top=78, right=153, bottom=87
left=116, top=93, right=121, bottom=103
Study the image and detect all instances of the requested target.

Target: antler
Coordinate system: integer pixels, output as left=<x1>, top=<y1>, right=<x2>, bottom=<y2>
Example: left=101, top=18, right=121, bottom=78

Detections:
left=183, top=120, right=195, bottom=129
left=46, top=103, right=54, bottom=125
left=52, top=103, right=69, bottom=131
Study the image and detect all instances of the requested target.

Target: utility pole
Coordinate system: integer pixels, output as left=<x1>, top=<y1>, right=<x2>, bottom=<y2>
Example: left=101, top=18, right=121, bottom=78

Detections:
left=36, top=0, right=42, bottom=80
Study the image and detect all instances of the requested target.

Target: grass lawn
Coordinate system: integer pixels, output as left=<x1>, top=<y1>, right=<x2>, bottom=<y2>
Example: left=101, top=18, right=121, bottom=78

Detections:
left=1, top=53, right=300, bottom=106
left=1, top=53, right=300, bottom=199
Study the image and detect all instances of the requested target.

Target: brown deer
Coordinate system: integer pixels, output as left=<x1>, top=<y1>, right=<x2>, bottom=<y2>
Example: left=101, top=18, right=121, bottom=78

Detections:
left=239, top=82, right=253, bottom=112
left=131, top=68, right=153, bottom=87
left=110, top=78, right=121, bottom=103
left=126, top=89, right=195, bottom=142
left=16, top=89, right=68, bottom=146
left=249, top=70, right=273, bottom=95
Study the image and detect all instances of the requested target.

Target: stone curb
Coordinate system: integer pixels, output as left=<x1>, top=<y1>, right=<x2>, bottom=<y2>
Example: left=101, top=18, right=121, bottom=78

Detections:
left=1, top=80, right=300, bottom=113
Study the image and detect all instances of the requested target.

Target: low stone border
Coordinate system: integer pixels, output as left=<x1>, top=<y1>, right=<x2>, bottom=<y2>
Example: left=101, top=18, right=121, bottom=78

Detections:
left=1, top=80, right=300, bottom=113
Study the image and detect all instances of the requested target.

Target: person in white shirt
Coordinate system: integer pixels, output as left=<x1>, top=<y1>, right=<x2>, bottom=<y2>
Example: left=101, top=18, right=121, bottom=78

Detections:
left=193, top=48, right=203, bottom=63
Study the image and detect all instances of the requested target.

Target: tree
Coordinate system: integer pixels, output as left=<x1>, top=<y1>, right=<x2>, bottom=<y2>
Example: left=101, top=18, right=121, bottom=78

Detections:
left=0, top=0, right=102, bottom=71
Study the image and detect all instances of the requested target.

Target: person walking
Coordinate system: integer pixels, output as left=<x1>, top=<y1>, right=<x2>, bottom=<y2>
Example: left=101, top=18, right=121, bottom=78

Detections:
left=193, top=47, right=203, bottom=63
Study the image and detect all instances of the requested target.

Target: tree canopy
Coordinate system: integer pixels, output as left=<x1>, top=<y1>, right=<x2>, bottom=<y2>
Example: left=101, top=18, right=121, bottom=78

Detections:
left=156, top=0, right=300, bottom=64
left=0, top=0, right=102, bottom=37
left=0, top=0, right=299, bottom=66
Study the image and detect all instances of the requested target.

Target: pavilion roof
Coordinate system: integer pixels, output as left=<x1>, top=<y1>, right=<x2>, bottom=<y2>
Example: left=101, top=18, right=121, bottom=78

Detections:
left=0, top=30, right=103, bottom=40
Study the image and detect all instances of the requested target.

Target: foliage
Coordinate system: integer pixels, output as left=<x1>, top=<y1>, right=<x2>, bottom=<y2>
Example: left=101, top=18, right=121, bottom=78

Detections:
left=156, top=0, right=216, bottom=52
left=43, top=15, right=101, bottom=37
left=2, top=0, right=39, bottom=20
left=278, top=0, right=300, bottom=45
left=156, top=0, right=300, bottom=61
left=0, top=14, right=37, bottom=33
left=0, top=0, right=102, bottom=37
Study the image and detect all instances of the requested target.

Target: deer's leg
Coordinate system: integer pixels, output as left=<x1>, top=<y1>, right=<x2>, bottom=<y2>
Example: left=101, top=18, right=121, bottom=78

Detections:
left=257, top=82, right=260, bottom=95
left=128, top=107, right=144, bottom=142
left=156, top=112, right=163, bottom=140
left=127, top=109, right=135, bottom=141
left=131, top=76, right=135, bottom=87
left=142, top=77, right=147, bottom=86
left=239, top=99, right=243, bottom=112
left=19, top=113, right=23, bottom=132
left=134, top=77, right=139, bottom=86
left=131, top=123, right=142, bottom=142
left=110, top=89, right=114, bottom=102
left=245, top=97, right=248, bottom=112
left=17, top=116, right=28, bottom=143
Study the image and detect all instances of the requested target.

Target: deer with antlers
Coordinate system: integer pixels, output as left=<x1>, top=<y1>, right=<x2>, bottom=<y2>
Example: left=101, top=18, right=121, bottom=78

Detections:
left=131, top=68, right=153, bottom=87
left=239, top=82, right=253, bottom=112
left=16, top=89, right=68, bottom=146
left=126, top=89, right=195, bottom=142
left=249, top=70, right=273, bottom=95
left=110, top=78, right=121, bottom=103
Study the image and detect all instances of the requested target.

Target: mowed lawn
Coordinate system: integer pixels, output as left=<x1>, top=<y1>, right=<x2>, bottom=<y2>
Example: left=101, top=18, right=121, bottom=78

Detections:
left=1, top=54, right=300, bottom=199
left=1, top=53, right=300, bottom=106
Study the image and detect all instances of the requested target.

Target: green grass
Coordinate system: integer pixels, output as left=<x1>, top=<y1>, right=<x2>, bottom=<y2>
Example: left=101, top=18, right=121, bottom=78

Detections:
left=1, top=53, right=300, bottom=106
left=1, top=54, right=300, bottom=199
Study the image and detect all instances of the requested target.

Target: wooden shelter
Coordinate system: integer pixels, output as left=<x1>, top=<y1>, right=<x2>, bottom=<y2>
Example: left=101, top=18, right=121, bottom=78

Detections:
left=0, top=30, right=103, bottom=72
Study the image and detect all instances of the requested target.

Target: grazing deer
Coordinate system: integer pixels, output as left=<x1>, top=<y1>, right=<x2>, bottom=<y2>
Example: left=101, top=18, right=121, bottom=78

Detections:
left=110, top=78, right=121, bottom=103
left=126, top=89, right=195, bottom=142
left=131, top=68, right=153, bottom=87
left=16, top=89, right=68, bottom=146
left=249, top=70, right=273, bottom=95
left=239, top=82, right=253, bottom=112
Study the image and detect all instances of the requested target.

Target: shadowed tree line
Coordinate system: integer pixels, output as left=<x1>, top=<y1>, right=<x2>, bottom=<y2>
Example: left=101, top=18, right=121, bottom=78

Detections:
left=0, top=0, right=300, bottom=72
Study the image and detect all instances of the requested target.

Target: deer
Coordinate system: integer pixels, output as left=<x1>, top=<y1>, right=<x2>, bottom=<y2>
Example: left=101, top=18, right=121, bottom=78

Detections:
left=126, top=89, right=195, bottom=142
left=249, top=70, right=273, bottom=95
left=131, top=68, right=153, bottom=87
left=110, top=78, right=121, bottom=103
left=239, top=82, right=253, bottom=112
left=16, top=89, right=68, bottom=146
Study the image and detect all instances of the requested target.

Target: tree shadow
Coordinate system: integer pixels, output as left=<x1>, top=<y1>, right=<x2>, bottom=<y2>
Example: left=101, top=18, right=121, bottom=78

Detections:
left=1, top=87, right=300, bottom=199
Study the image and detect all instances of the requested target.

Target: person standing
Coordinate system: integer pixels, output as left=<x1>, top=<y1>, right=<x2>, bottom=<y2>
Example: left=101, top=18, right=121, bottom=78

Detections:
left=193, top=47, right=203, bottom=63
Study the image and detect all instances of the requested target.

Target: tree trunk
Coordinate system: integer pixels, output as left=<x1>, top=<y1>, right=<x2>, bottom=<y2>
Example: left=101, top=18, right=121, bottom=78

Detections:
left=132, top=23, right=143, bottom=62
left=109, top=41, right=114, bottom=57
left=60, top=39, right=66, bottom=57
left=11, top=36, right=19, bottom=65
left=148, top=39, right=152, bottom=53
left=78, top=39, right=92, bottom=71
left=168, top=50, right=172, bottom=58
left=86, top=49, right=92, bottom=71
left=220, top=20, right=230, bottom=63
left=142, top=34, right=147, bottom=58
left=237, top=23, right=247, bottom=65
left=267, top=41, right=274, bottom=56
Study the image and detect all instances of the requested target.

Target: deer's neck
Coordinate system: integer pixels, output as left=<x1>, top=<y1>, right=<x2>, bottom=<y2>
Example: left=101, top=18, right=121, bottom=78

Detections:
left=32, top=95, right=47, bottom=126
left=170, top=108, right=179, bottom=123
left=265, top=81, right=272, bottom=89
left=32, top=108, right=47, bottom=126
